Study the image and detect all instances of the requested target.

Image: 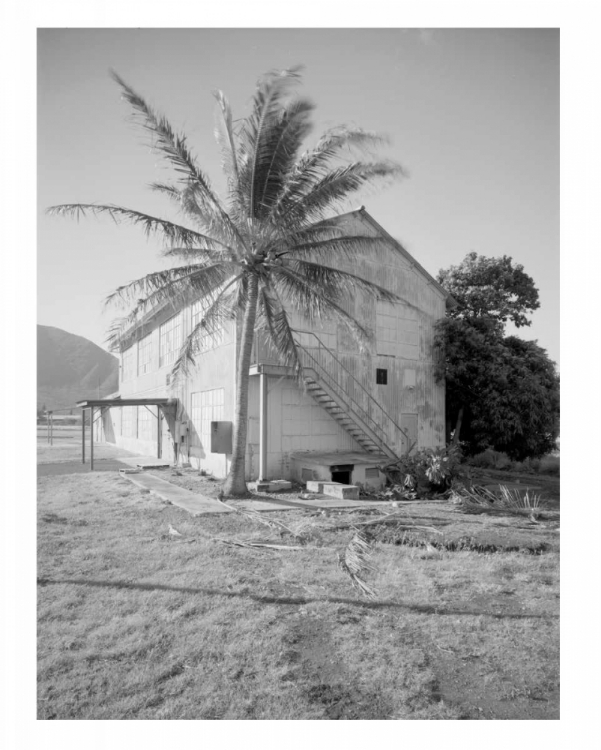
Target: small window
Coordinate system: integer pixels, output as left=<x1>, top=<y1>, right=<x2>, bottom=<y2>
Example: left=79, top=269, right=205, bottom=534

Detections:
left=376, top=368, right=388, bottom=385
left=365, top=467, right=380, bottom=479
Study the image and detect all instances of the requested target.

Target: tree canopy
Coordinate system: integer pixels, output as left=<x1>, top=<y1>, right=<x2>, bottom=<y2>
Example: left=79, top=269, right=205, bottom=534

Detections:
left=435, top=254, right=559, bottom=459
left=48, top=67, right=405, bottom=494
left=437, top=251, right=540, bottom=328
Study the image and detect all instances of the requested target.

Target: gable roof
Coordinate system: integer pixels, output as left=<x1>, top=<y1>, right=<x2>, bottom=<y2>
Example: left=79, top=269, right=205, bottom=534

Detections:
left=116, top=206, right=455, bottom=350
left=330, top=207, right=456, bottom=309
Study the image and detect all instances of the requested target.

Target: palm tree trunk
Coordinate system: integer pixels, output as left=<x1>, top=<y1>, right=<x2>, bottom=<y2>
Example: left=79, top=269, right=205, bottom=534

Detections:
left=223, top=275, right=259, bottom=496
left=451, top=405, right=464, bottom=446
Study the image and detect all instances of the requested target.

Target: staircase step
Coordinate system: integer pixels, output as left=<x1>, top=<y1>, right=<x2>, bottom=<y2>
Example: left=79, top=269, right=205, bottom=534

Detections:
left=304, top=375, right=397, bottom=459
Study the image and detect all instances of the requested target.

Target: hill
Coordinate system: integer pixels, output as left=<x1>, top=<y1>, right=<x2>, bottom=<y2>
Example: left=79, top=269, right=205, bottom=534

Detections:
left=37, top=325, right=119, bottom=412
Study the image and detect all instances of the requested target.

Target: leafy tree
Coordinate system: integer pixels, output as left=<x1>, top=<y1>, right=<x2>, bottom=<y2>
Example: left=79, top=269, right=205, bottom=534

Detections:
left=437, top=251, right=540, bottom=328
left=434, top=254, right=559, bottom=459
left=48, top=68, right=405, bottom=495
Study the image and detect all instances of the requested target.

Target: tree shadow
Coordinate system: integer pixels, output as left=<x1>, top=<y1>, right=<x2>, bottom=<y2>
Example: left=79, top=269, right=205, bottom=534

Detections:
left=36, top=576, right=558, bottom=620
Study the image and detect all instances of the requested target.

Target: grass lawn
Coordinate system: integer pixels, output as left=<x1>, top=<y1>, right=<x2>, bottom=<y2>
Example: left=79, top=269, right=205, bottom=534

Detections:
left=37, top=461, right=559, bottom=720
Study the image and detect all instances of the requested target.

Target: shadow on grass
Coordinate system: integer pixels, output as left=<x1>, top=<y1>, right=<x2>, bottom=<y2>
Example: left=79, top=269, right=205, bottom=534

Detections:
left=37, top=577, right=558, bottom=620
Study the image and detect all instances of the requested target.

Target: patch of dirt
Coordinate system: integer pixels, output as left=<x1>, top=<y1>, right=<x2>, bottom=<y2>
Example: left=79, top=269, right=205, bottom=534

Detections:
left=425, top=640, right=559, bottom=720
left=40, top=512, right=89, bottom=527
left=278, top=617, right=392, bottom=719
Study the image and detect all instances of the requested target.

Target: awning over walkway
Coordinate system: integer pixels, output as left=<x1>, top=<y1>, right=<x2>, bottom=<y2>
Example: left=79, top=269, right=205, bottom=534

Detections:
left=77, top=397, right=177, bottom=470
left=76, top=397, right=175, bottom=408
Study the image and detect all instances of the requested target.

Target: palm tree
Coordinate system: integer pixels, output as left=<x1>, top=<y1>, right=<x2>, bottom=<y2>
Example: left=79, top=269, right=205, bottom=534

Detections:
left=48, top=67, right=407, bottom=496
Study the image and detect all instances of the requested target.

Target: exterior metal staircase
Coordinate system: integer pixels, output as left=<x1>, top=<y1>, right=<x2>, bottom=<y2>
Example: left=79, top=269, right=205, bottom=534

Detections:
left=294, top=331, right=408, bottom=462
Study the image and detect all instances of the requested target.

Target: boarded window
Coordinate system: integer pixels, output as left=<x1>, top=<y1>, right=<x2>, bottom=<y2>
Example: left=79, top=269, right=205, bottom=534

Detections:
left=365, top=467, right=380, bottom=479
left=159, top=314, right=181, bottom=368
left=301, top=468, right=316, bottom=482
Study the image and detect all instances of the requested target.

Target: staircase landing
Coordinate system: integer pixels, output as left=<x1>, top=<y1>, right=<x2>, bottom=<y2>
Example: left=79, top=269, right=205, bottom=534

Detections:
left=290, top=450, right=388, bottom=465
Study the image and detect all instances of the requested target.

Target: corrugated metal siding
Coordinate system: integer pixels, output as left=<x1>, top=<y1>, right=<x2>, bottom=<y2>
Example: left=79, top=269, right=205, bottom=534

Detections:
left=267, top=213, right=447, bottom=452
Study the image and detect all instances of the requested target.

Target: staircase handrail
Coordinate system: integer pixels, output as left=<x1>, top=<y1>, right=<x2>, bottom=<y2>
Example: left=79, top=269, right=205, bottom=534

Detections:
left=292, top=329, right=408, bottom=452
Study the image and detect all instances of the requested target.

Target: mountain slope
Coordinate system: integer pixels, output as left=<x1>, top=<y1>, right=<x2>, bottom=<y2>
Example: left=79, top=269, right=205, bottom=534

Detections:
left=37, top=325, right=119, bottom=411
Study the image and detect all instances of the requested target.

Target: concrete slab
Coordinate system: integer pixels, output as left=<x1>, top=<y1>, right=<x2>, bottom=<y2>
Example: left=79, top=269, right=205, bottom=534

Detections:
left=118, top=455, right=172, bottom=469
left=121, top=470, right=387, bottom=516
left=236, top=495, right=385, bottom=512
left=322, top=484, right=360, bottom=500
left=121, top=471, right=232, bottom=515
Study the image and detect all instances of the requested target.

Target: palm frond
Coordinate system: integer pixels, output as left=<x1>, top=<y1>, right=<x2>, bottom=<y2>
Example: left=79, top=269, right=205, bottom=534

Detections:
left=280, top=161, right=405, bottom=226
left=149, top=181, right=181, bottom=201
left=253, top=97, right=315, bottom=218
left=282, top=257, right=413, bottom=310
left=105, top=316, right=132, bottom=352
left=338, top=528, right=377, bottom=599
left=213, top=89, right=242, bottom=204
left=269, top=126, right=395, bottom=219
left=170, top=274, right=243, bottom=382
left=256, top=284, right=303, bottom=379
left=278, top=234, right=385, bottom=261
left=46, top=203, right=232, bottom=253
left=111, top=71, right=245, bottom=251
left=105, top=264, right=234, bottom=324
left=236, top=66, right=305, bottom=219
left=271, top=265, right=372, bottom=347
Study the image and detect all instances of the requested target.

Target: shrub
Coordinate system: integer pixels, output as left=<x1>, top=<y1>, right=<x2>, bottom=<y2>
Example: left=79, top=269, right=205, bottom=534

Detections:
left=512, top=457, right=540, bottom=474
left=468, top=449, right=512, bottom=470
left=382, top=445, right=468, bottom=496
left=538, top=455, right=560, bottom=476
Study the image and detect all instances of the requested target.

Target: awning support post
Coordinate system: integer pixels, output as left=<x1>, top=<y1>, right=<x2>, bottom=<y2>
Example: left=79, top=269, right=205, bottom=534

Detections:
left=82, top=408, right=85, bottom=464
left=90, top=407, right=94, bottom=471
left=156, top=407, right=161, bottom=459
left=259, top=371, right=268, bottom=481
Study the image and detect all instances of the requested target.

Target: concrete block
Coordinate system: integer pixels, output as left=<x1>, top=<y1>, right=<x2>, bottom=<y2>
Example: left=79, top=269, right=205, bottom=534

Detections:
left=322, top=484, right=360, bottom=500
left=255, top=479, right=293, bottom=492
left=306, top=480, right=342, bottom=493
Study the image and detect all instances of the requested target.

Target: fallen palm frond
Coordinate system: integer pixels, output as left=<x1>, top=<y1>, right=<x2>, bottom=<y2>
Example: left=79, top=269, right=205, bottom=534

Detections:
left=338, top=528, right=377, bottom=599
left=497, top=485, right=543, bottom=511
left=328, top=510, right=443, bottom=535
left=212, top=537, right=305, bottom=550
left=451, top=485, right=544, bottom=516
left=217, top=498, right=305, bottom=539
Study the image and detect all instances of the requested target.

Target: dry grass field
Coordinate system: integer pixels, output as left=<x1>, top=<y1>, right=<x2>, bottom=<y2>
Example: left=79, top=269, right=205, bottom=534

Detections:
left=37, top=444, right=560, bottom=720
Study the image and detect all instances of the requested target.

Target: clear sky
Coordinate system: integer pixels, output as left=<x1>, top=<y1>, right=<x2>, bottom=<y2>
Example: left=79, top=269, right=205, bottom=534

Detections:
left=38, top=28, right=559, bottom=365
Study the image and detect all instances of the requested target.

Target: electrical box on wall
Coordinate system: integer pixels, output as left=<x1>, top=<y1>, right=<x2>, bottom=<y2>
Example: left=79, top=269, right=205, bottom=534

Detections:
left=211, top=421, right=232, bottom=454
